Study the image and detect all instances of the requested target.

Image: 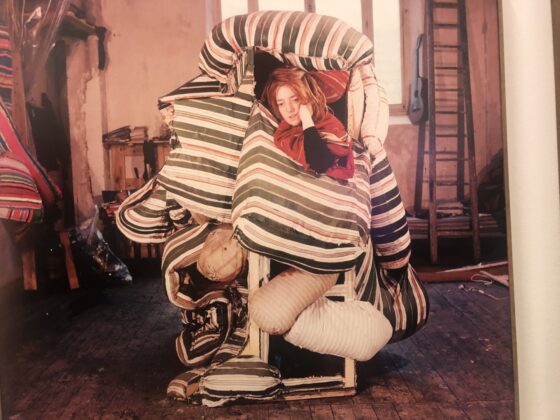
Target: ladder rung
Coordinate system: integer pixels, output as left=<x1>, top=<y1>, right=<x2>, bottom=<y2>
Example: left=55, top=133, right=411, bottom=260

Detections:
left=424, top=151, right=457, bottom=155
left=434, top=23, right=459, bottom=28
left=436, top=158, right=469, bottom=162
left=433, top=2, right=459, bottom=8
left=436, top=180, right=469, bottom=186
left=434, top=44, right=461, bottom=49
left=436, top=110, right=465, bottom=114
left=435, top=66, right=464, bottom=71
left=435, top=134, right=460, bottom=138
left=435, top=88, right=462, bottom=92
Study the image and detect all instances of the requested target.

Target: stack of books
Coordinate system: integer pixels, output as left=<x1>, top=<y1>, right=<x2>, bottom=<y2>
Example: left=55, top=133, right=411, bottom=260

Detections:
left=103, top=126, right=131, bottom=143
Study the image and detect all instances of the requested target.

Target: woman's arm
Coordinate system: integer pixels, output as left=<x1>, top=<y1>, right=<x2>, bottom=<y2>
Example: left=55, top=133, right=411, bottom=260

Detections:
left=300, top=104, right=335, bottom=173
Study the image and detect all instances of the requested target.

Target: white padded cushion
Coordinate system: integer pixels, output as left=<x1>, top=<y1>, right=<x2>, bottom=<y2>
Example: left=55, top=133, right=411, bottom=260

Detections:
left=248, top=268, right=337, bottom=335
left=284, top=298, right=392, bottom=361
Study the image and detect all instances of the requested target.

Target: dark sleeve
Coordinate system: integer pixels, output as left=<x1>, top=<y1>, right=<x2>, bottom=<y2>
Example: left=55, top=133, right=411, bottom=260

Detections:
left=303, top=126, right=335, bottom=173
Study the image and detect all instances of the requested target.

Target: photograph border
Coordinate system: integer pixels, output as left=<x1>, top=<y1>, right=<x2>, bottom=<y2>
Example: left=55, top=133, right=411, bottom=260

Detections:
left=500, top=0, right=560, bottom=418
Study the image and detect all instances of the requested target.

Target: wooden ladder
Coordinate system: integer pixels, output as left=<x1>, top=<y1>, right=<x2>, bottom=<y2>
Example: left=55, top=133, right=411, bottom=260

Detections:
left=422, top=0, right=480, bottom=264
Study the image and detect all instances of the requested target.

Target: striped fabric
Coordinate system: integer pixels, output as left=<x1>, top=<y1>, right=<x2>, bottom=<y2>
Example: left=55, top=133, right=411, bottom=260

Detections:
left=0, top=100, right=61, bottom=207
left=0, top=99, right=60, bottom=224
left=160, top=74, right=229, bottom=103
left=167, top=368, right=205, bottom=401
left=176, top=295, right=233, bottom=368
left=156, top=53, right=254, bottom=223
left=353, top=238, right=428, bottom=342
left=232, top=103, right=371, bottom=273
left=115, top=178, right=176, bottom=243
left=0, top=154, right=43, bottom=223
left=161, top=222, right=214, bottom=309
left=170, top=286, right=250, bottom=403
left=114, top=12, right=429, bottom=396
left=199, top=355, right=282, bottom=407
left=376, top=265, right=429, bottom=343
left=369, top=149, right=412, bottom=269
left=309, top=70, right=350, bottom=103
left=0, top=27, right=13, bottom=112
left=199, top=11, right=373, bottom=84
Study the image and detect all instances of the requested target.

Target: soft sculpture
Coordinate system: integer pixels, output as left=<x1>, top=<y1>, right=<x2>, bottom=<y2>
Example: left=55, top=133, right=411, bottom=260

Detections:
left=284, top=297, right=393, bottom=361
left=248, top=268, right=338, bottom=335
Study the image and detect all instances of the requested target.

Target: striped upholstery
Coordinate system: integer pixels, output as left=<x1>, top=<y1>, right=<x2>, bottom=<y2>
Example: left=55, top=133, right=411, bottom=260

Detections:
left=232, top=103, right=371, bottom=273
left=0, top=100, right=60, bottom=224
left=167, top=368, right=205, bottom=401
left=0, top=154, right=43, bottom=223
left=378, top=265, right=429, bottom=343
left=308, top=70, right=350, bottom=102
left=115, top=11, right=428, bottom=397
left=369, top=149, right=412, bottom=269
left=156, top=53, right=254, bottom=223
left=115, top=178, right=176, bottom=243
left=176, top=295, right=233, bottom=367
left=0, top=100, right=60, bottom=207
left=199, top=355, right=282, bottom=407
left=160, top=74, right=229, bottom=103
left=356, top=241, right=429, bottom=341
left=199, top=11, right=373, bottom=84
left=0, top=26, right=13, bottom=112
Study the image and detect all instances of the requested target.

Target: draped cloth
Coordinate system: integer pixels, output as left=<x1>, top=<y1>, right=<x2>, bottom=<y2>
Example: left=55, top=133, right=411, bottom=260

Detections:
left=273, top=112, right=355, bottom=180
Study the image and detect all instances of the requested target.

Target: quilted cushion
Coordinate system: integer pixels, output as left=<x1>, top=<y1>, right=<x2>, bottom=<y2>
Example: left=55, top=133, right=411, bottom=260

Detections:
left=199, top=355, right=282, bottom=407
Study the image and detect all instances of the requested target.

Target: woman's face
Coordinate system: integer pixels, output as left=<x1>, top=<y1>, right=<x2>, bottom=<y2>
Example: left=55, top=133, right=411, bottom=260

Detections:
left=276, top=85, right=302, bottom=126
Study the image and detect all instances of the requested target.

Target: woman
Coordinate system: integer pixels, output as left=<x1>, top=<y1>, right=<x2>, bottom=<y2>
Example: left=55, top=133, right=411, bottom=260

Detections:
left=262, top=67, right=354, bottom=180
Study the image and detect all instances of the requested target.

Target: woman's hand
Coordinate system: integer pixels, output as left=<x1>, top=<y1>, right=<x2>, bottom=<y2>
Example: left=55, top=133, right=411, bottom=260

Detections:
left=299, top=103, right=314, bottom=129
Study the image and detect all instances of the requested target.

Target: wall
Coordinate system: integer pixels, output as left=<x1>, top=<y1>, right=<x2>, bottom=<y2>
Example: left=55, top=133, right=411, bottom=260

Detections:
left=385, top=0, right=503, bottom=213
left=66, top=0, right=208, bottom=222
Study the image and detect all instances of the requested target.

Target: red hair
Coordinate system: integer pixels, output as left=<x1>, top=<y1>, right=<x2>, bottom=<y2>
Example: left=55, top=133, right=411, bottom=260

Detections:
left=262, top=67, right=328, bottom=122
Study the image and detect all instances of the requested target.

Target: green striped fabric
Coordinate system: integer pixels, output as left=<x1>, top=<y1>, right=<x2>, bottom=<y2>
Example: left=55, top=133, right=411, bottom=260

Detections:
left=199, top=11, right=373, bottom=84
left=232, top=103, right=370, bottom=273
left=161, top=222, right=214, bottom=309
left=157, top=54, right=254, bottom=223
left=160, top=74, right=229, bottom=103
left=169, top=286, right=250, bottom=403
left=115, top=178, right=175, bottom=243
left=199, top=355, right=282, bottom=407
left=377, top=265, right=429, bottom=343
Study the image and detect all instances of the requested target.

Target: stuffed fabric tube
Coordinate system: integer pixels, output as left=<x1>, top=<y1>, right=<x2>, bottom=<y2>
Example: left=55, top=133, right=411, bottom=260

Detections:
left=248, top=268, right=337, bottom=335
left=283, top=297, right=392, bottom=361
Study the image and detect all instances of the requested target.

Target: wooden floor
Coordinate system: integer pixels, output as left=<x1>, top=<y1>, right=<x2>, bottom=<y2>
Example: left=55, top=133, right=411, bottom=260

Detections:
left=0, top=264, right=515, bottom=419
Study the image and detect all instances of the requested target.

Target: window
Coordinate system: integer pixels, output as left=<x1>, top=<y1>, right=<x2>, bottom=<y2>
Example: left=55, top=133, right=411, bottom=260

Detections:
left=217, top=0, right=409, bottom=114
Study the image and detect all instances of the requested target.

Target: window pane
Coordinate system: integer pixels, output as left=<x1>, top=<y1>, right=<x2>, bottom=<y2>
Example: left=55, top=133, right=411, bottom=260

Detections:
left=315, top=0, right=362, bottom=33
left=372, top=0, right=402, bottom=104
left=221, top=1, right=248, bottom=20
left=258, top=0, right=305, bottom=11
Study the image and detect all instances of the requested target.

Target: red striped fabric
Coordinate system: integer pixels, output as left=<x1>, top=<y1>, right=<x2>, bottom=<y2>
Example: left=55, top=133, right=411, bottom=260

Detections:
left=0, top=153, right=43, bottom=223
left=309, top=70, right=350, bottom=103
left=0, top=100, right=61, bottom=207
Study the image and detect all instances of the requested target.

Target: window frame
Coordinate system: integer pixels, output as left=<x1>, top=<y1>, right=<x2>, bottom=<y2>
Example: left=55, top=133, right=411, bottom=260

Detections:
left=213, top=0, right=411, bottom=115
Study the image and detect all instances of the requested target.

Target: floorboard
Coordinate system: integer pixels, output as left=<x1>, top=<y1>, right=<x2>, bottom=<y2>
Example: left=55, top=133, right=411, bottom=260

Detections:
left=0, top=265, right=515, bottom=419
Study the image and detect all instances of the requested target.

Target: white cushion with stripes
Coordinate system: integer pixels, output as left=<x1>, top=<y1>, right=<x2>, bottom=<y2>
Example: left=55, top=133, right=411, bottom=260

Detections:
left=199, top=355, right=282, bottom=407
